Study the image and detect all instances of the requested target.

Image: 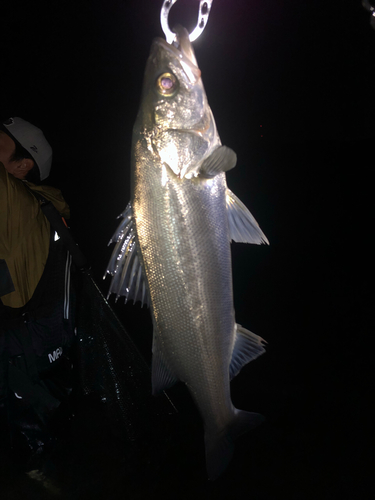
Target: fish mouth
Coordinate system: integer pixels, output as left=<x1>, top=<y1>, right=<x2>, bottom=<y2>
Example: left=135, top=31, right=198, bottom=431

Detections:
left=153, top=25, right=201, bottom=84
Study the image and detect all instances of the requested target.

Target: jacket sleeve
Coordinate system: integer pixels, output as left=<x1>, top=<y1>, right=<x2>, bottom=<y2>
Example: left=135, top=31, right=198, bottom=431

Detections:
left=0, top=163, right=10, bottom=258
left=0, top=162, right=40, bottom=260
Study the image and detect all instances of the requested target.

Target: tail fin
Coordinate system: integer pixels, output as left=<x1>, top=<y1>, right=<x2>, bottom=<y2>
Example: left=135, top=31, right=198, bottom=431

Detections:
left=205, top=410, right=264, bottom=480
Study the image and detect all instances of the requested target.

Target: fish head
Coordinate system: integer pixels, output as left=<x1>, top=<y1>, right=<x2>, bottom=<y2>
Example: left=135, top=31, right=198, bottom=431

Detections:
left=135, top=25, right=220, bottom=179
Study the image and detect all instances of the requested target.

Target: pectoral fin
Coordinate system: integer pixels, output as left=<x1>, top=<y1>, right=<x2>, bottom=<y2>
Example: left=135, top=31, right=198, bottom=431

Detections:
left=105, top=203, right=150, bottom=307
left=229, top=324, right=267, bottom=380
left=199, top=146, right=237, bottom=179
left=226, top=189, right=269, bottom=245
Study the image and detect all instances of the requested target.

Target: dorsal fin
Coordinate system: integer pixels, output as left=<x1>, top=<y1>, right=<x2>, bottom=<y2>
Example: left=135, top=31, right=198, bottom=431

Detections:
left=151, top=333, right=179, bottom=395
left=105, top=203, right=150, bottom=307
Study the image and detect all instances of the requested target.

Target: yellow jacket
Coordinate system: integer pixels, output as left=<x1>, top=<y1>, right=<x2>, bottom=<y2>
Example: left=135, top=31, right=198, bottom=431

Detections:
left=0, top=162, right=70, bottom=308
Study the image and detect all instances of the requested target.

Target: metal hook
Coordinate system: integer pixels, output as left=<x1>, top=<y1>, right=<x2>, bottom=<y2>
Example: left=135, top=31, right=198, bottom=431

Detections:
left=160, top=0, right=213, bottom=44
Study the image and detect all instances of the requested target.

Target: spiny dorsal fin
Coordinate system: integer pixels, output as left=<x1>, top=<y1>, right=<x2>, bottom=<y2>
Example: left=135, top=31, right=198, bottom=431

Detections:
left=104, top=202, right=150, bottom=307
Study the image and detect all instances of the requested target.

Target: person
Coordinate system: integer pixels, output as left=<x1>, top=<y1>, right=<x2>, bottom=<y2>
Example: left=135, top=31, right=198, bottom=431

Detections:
left=0, top=117, right=75, bottom=475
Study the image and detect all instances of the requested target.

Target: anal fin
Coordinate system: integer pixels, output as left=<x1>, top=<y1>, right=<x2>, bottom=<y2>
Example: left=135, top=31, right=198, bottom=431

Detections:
left=229, top=324, right=267, bottom=380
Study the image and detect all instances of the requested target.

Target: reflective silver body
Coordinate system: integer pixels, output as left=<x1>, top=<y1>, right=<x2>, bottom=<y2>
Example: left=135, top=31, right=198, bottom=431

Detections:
left=103, top=31, right=269, bottom=478
left=132, top=33, right=236, bottom=430
left=134, top=152, right=235, bottom=429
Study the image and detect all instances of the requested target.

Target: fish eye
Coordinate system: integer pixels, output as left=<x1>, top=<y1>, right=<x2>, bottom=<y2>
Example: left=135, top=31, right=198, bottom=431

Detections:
left=156, top=72, right=178, bottom=96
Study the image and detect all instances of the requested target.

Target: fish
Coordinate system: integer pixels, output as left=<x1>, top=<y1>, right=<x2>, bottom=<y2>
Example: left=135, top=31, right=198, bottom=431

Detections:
left=105, top=25, right=269, bottom=480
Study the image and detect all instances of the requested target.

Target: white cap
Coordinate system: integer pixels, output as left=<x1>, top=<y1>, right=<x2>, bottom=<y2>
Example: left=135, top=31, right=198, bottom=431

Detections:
left=2, top=117, right=53, bottom=181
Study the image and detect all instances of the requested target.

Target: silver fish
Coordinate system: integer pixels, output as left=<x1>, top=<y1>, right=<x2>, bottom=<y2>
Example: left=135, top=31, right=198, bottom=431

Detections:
left=106, top=26, right=269, bottom=479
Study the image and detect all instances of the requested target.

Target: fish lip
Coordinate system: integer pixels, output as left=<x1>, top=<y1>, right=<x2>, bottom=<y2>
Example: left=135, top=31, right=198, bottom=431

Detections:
left=153, top=24, right=192, bottom=58
left=152, top=29, right=201, bottom=83
left=152, top=36, right=179, bottom=54
left=153, top=36, right=195, bottom=64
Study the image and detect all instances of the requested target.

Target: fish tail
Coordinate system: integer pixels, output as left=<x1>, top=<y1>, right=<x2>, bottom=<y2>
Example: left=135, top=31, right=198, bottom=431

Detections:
left=205, top=409, right=264, bottom=480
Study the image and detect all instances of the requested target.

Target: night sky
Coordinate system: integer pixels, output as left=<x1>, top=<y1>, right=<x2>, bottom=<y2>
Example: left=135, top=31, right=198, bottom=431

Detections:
left=1, top=0, right=374, bottom=498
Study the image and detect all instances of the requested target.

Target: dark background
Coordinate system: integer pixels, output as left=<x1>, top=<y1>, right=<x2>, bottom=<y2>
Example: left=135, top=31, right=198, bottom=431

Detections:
left=1, top=0, right=374, bottom=498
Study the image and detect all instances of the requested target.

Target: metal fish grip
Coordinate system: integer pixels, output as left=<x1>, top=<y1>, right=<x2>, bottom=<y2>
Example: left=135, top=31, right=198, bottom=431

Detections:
left=161, top=0, right=213, bottom=44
